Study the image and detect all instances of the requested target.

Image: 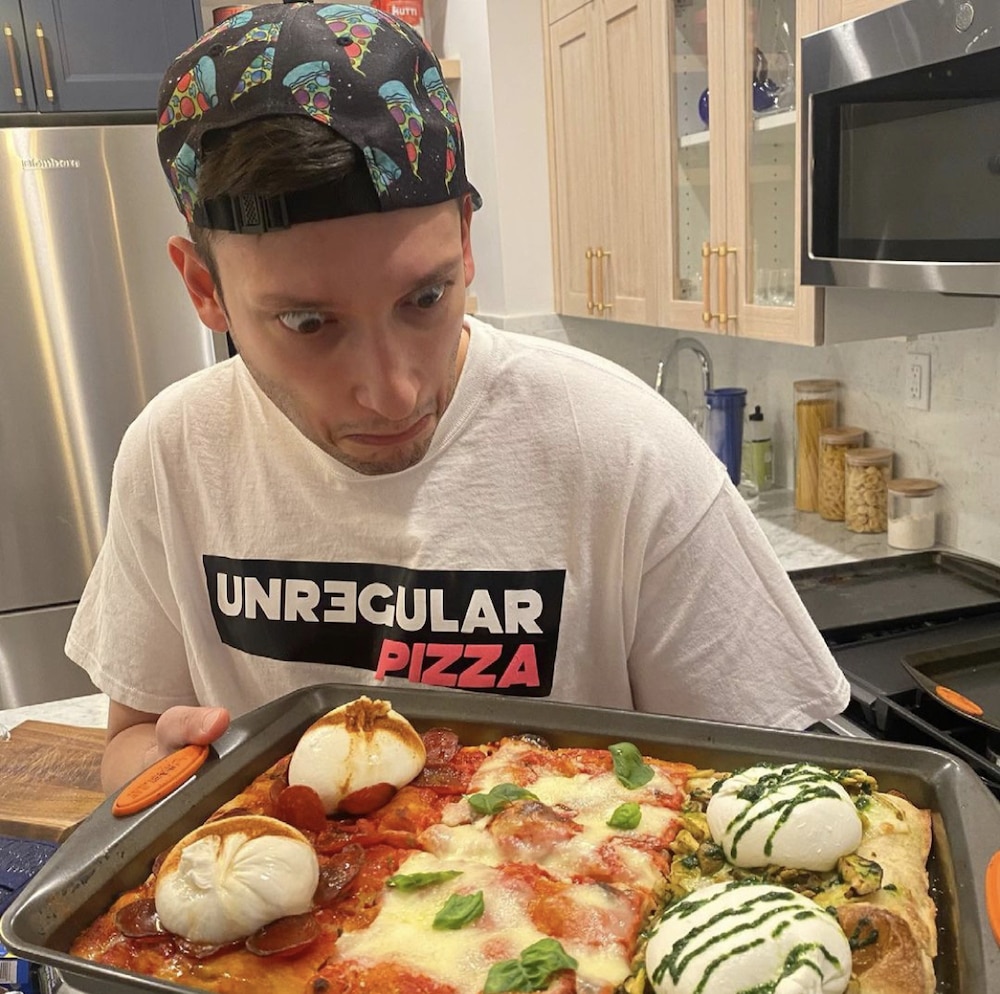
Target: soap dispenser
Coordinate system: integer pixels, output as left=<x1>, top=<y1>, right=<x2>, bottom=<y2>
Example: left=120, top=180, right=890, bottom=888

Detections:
left=743, top=405, right=773, bottom=492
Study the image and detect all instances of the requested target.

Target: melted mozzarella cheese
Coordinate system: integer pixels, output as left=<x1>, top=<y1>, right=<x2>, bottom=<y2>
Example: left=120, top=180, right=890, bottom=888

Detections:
left=706, top=764, right=862, bottom=871
left=335, top=851, right=632, bottom=992
left=154, top=815, right=319, bottom=944
left=453, top=740, right=682, bottom=892
left=645, top=881, right=852, bottom=994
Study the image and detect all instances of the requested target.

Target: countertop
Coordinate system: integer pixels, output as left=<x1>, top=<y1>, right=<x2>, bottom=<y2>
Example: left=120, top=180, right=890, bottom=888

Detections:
left=751, top=488, right=909, bottom=572
left=0, top=488, right=906, bottom=732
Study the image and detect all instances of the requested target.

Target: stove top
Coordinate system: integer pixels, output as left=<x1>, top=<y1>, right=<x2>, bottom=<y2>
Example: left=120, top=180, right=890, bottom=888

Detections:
left=790, top=551, right=1000, bottom=800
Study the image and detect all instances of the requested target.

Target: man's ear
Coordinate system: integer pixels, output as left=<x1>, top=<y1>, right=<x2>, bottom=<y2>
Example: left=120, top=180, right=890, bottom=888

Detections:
left=460, top=195, right=476, bottom=288
left=167, top=236, right=229, bottom=332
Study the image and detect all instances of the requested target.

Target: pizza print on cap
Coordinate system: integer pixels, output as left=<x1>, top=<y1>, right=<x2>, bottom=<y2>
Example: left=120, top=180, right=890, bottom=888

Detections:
left=158, top=55, right=218, bottom=131
left=282, top=60, right=334, bottom=126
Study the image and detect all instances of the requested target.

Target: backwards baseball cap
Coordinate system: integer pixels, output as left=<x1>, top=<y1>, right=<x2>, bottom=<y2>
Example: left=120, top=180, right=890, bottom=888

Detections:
left=156, top=1, right=481, bottom=233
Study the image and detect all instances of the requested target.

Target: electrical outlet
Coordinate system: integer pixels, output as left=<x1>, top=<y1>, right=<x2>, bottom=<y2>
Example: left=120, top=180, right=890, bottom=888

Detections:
left=906, top=353, right=931, bottom=410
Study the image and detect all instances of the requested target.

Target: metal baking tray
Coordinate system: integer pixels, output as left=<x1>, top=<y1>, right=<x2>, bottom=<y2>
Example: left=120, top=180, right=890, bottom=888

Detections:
left=3, top=683, right=999, bottom=994
left=903, top=634, right=1000, bottom=735
left=789, top=550, right=1000, bottom=644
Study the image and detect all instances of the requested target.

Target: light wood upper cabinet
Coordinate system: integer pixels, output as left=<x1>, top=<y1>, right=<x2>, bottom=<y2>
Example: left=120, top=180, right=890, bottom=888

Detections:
left=543, top=0, right=665, bottom=324
left=543, top=0, right=821, bottom=343
left=820, top=0, right=906, bottom=28
left=659, top=0, right=821, bottom=345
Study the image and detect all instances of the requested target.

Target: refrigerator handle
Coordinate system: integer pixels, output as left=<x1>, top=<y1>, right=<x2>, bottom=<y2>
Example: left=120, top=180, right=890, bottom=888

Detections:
left=3, top=24, right=25, bottom=105
left=34, top=22, right=54, bottom=103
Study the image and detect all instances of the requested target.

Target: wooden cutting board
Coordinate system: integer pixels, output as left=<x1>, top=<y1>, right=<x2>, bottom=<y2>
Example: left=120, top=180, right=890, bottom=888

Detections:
left=0, top=720, right=106, bottom=842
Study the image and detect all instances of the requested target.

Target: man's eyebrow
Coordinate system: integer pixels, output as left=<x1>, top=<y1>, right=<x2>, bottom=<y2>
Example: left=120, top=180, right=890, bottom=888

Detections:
left=253, top=261, right=462, bottom=311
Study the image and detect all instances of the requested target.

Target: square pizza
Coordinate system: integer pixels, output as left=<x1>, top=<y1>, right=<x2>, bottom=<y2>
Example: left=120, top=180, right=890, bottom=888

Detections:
left=71, top=697, right=937, bottom=994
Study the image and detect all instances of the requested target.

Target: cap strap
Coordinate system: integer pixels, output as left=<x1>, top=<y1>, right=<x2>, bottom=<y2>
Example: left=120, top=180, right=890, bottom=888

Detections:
left=193, top=171, right=384, bottom=233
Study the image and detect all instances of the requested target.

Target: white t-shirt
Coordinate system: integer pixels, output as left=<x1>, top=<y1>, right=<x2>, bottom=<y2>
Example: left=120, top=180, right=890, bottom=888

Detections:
left=66, top=318, right=849, bottom=728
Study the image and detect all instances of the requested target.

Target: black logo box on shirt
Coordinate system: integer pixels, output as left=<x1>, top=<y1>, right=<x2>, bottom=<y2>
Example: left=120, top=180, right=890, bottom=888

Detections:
left=203, top=556, right=567, bottom=697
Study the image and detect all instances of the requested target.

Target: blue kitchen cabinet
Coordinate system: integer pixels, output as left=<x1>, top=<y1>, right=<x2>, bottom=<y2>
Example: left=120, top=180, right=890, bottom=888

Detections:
left=2, top=0, right=202, bottom=113
left=1, top=1, right=34, bottom=112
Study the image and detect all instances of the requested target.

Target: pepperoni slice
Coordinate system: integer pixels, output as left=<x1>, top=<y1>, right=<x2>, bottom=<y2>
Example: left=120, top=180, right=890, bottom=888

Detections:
left=422, top=728, right=460, bottom=766
left=340, top=782, right=396, bottom=815
left=245, top=912, right=320, bottom=957
left=314, top=844, right=365, bottom=907
left=114, top=899, right=166, bottom=938
left=277, top=784, right=328, bottom=833
left=411, top=765, right=467, bottom=795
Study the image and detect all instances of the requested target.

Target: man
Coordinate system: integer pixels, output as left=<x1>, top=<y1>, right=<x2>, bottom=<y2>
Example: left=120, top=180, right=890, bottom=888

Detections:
left=66, top=2, right=849, bottom=793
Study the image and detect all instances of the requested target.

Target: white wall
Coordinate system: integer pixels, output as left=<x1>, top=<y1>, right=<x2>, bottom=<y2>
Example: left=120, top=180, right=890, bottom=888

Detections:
left=430, top=0, right=554, bottom=317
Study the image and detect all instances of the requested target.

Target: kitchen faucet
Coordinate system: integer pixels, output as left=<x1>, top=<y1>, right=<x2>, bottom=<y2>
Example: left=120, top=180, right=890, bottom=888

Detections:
left=654, top=337, right=713, bottom=402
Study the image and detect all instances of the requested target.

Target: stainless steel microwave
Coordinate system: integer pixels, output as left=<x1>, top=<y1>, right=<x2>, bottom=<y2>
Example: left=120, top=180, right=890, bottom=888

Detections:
left=801, top=0, right=1000, bottom=294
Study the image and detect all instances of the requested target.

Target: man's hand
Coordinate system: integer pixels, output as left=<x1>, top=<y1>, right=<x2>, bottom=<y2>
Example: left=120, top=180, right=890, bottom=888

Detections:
left=102, top=700, right=231, bottom=795
left=155, top=706, right=231, bottom=755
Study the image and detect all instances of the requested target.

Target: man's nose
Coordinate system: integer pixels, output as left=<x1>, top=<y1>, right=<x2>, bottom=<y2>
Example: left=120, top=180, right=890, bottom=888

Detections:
left=351, top=336, right=421, bottom=421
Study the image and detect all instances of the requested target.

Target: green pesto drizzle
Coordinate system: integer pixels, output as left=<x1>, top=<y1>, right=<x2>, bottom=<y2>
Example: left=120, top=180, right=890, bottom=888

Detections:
left=650, top=883, right=845, bottom=993
left=723, top=765, right=845, bottom=860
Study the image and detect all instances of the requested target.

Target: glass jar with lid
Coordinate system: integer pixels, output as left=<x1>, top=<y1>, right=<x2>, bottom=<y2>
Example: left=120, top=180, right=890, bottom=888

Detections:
left=844, top=447, right=893, bottom=533
left=887, top=479, right=940, bottom=550
left=817, top=426, right=865, bottom=521
left=793, top=380, right=839, bottom=512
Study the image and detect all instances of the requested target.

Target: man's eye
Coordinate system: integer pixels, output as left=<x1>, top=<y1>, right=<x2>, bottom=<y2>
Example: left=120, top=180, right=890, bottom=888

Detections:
left=412, top=284, right=447, bottom=310
left=278, top=311, right=326, bottom=335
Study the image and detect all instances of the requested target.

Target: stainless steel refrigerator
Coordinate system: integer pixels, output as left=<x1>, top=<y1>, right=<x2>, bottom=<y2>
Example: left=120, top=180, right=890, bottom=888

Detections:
left=0, top=123, right=221, bottom=708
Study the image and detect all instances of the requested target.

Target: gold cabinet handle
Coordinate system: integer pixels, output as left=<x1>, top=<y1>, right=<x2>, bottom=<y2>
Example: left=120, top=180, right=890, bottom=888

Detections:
left=594, top=248, right=612, bottom=314
left=717, top=241, right=729, bottom=326
left=585, top=248, right=595, bottom=314
left=35, top=23, right=54, bottom=103
left=702, top=241, right=713, bottom=325
left=602, top=248, right=612, bottom=312
left=3, top=24, right=24, bottom=104
left=702, top=242, right=737, bottom=328
left=719, top=243, right=736, bottom=328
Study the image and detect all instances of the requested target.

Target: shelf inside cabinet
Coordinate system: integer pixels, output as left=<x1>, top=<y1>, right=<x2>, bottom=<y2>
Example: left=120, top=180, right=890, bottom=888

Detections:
left=752, top=108, right=795, bottom=141
left=679, top=129, right=709, bottom=149
left=439, top=57, right=461, bottom=81
left=679, top=109, right=794, bottom=150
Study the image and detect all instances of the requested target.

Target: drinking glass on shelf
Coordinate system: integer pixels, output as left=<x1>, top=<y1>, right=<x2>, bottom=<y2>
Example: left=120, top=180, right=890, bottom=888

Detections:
left=774, top=268, right=794, bottom=306
left=764, top=0, right=795, bottom=111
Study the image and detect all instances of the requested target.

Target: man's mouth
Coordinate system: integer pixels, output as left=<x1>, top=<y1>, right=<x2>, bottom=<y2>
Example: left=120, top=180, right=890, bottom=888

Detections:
left=346, top=413, right=434, bottom=448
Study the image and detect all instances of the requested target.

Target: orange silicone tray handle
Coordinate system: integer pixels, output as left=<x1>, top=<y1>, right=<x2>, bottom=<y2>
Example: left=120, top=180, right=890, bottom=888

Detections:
left=111, top=743, right=210, bottom=817
left=987, top=850, right=1000, bottom=948
left=934, top=684, right=985, bottom=717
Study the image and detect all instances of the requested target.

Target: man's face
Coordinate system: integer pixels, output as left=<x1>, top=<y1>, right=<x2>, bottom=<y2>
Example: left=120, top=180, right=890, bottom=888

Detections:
left=178, top=199, right=475, bottom=475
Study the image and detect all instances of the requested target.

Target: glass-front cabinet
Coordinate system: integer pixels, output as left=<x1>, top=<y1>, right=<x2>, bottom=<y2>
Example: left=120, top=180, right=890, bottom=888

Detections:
left=661, top=0, right=822, bottom=344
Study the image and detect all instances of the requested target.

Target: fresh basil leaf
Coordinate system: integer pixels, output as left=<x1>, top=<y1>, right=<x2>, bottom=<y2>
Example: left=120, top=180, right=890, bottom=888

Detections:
left=432, top=890, right=485, bottom=930
left=520, top=938, right=578, bottom=984
left=483, top=959, right=530, bottom=994
left=607, top=801, right=641, bottom=830
left=386, top=870, right=463, bottom=891
left=484, top=938, right=579, bottom=992
left=608, top=742, right=654, bottom=789
left=467, top=782, right=538, bottom=816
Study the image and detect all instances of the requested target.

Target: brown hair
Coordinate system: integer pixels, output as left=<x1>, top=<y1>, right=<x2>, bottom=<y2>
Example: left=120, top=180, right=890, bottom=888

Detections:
left=189, top=116, right=364, bottom=293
